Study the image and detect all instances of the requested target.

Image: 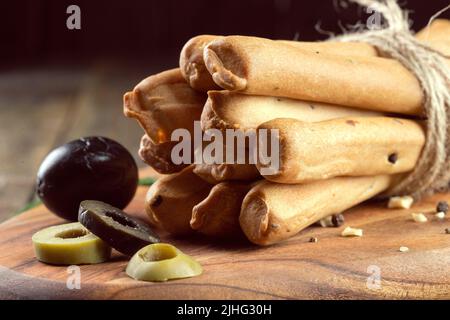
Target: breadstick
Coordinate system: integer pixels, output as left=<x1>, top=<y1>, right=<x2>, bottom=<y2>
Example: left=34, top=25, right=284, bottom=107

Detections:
left=201, top=90, right=384, bottom=131
left=145, top=165, right=213, bottom=235
left=204, top=35, right=450, bottom=115
left=240, top=175, right=399, bottom=245
left=139, top=134, right=188, bottom=174
left=182, top=22, right=449, bottom=93
left=180, top=35, right=378, bottom=92
left=193, top=163, right=260, bottom=184
left=123, top=68, right=206, bottom=143
left=257, top=117, right=425, bottom=183
left=191, top=181, right=254, bottom=238
left=415, top=19, right=450, bottom=56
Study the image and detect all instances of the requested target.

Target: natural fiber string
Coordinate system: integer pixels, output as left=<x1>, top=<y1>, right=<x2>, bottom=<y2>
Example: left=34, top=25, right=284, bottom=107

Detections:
left=331, top=0, right=450, bottom=199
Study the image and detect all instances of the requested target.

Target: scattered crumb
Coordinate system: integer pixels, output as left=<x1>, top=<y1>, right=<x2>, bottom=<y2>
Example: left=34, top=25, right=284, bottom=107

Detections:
left=341, top=226, right=363, bottom=237
left=399, top=246, right=409, bottom=253
left=309, top=237, right=318, bottom=243
left=331, top=213, right=345, bottom=227
left=388, top=196, right=414, bottom=209
left=319, top=214, right=344, bottom=228
left=435, top=212, right=446, bottom=220
left=319, top=216, right=333, bottom=227
left=445, top=228, right=450, bottom=234
left=436, top=201, right=449, bottom=214
left=412, top=212, right=428, bottom=223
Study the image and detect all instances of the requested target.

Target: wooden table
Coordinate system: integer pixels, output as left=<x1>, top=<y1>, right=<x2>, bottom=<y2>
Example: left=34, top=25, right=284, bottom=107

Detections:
left=1, top=166, right=450, bottom=300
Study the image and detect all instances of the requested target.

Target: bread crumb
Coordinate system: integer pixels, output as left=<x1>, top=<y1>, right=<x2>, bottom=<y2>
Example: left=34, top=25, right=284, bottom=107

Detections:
left=436, top=201, right=448, bottom=214
left=399, top=246, right=409, bottom=252
left=388, top=196, right=414, bottom=209
left=319, top=213, right=344, bottom=228
left=309, top=237, right=318, bottom=243
left=341, top=226, right=363, bottom=237
left=435, top=212, right=446, bottom=220
left=412, top=212, right=428, bottom=223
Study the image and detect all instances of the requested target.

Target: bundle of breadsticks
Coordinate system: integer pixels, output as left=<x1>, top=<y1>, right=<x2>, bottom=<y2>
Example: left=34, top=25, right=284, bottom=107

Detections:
left=123, top=19, right=450, bottom=246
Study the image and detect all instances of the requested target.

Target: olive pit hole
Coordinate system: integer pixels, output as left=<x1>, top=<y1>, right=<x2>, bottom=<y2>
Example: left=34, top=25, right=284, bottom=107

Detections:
left=56, top=229, right=88, bottom=239
left=105, top=211, right=138, bottom=228
left=139, top=245, right=178, bottom=262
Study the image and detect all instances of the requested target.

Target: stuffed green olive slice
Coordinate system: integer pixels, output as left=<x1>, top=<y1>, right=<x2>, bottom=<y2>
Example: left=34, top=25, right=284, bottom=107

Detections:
left=32, top=222, right=111, bottom=265
left=126, top=243, right=202, bottom=282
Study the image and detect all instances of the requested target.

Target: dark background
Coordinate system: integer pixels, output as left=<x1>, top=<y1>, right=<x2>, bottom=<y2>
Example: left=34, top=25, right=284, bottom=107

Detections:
left=0, top=0, right=448, bottom=219
left=2, top=0, right=449, bottom=68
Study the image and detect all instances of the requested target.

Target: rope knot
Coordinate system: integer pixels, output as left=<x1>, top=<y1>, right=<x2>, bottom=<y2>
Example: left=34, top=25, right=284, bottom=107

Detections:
left=332, top=0, right=450, bottom=199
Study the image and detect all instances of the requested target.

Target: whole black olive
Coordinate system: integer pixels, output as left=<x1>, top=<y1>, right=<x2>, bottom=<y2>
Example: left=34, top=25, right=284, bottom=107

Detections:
left=37, top=137, right=138, bottom=221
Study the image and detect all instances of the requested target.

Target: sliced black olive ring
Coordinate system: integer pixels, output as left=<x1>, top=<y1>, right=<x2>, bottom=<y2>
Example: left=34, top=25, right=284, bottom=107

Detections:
left=78, top=200, right=160, bottom=256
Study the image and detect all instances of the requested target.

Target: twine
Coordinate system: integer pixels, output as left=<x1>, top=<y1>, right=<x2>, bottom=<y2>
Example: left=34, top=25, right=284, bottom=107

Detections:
left=331, top=0, right=450, bottom=199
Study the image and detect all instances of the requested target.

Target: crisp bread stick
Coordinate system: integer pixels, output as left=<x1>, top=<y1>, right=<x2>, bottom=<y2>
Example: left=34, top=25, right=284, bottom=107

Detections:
left=139, top=134, right=189, bottom=174
left=204, top=35, right=450, bottom=115
left=257, top=117, right=425, bottom=183
left=201, top=90, right=384, bottom=131
left=183, top=22, right=448, bottom=93
left=145, top=165, right=213, bottom=235
left=240, top=175, right=398, bottom=245
left=180, top=35, right=378, bottom=92
left=415, top=19, right=450, bottom=56
left=123, top=68, right=206, bottom=143
left=193, top=162, right=260, bottom=183
left=191, top=181, right=253, bottom=238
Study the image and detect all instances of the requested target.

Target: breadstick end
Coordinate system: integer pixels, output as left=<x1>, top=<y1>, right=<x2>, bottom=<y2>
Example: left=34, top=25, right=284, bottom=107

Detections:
left=201, top=93, right=232, bottom=131
left=190, top=205, right=205, bottom=230
left=203, top=45, right=247, bottom=91
left=240, top=195, right=271, bottom=245
left=179, top=35, right=221, bottom=91
left=123, top=90, right=139, bottom=116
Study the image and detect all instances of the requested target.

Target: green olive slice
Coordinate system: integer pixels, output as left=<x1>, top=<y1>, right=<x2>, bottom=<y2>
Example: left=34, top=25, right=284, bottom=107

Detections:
left=32, top=222, right=111, bottom=265
left=78, top=200, right=160, bottom=256
left=126, top=243, right=202, bottom=282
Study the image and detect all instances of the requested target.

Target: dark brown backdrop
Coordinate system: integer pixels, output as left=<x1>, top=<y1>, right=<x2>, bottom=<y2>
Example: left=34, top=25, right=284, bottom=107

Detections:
left=2, top=0, right=449, bottom=68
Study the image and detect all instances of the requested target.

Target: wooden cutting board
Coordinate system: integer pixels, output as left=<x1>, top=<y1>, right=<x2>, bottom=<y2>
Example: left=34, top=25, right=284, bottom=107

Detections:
left=1, top=168, right=449, bottom=300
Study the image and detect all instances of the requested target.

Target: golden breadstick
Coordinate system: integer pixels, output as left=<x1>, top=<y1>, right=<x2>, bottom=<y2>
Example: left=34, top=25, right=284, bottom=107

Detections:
left=139, top=134, right=188, bottom=174
left=204, top=36, right=426, bottom=115
left=191, top=181, right=253, bottom=238
left=123, top=68, right=206, bottom=143
left=180, top=35, right=377, bottom=92
left=240, top=175, right=399, bottom=245
left=415, top=19, right=450, bottom=56
left=183, top=22, right=448, bottom=93
left=257, top=117, right=425, bottom=183
left=201, top=90, right=384, bottom=131
left=204, top=34, right=450, bottom=115
left=145, top=165, right=213, bottom=235
left=193, top=163, right=260, bottom=183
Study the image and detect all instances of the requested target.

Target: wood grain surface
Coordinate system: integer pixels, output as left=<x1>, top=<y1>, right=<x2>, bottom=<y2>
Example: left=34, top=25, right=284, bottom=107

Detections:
left=0, top=168, right=449, bottom=300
